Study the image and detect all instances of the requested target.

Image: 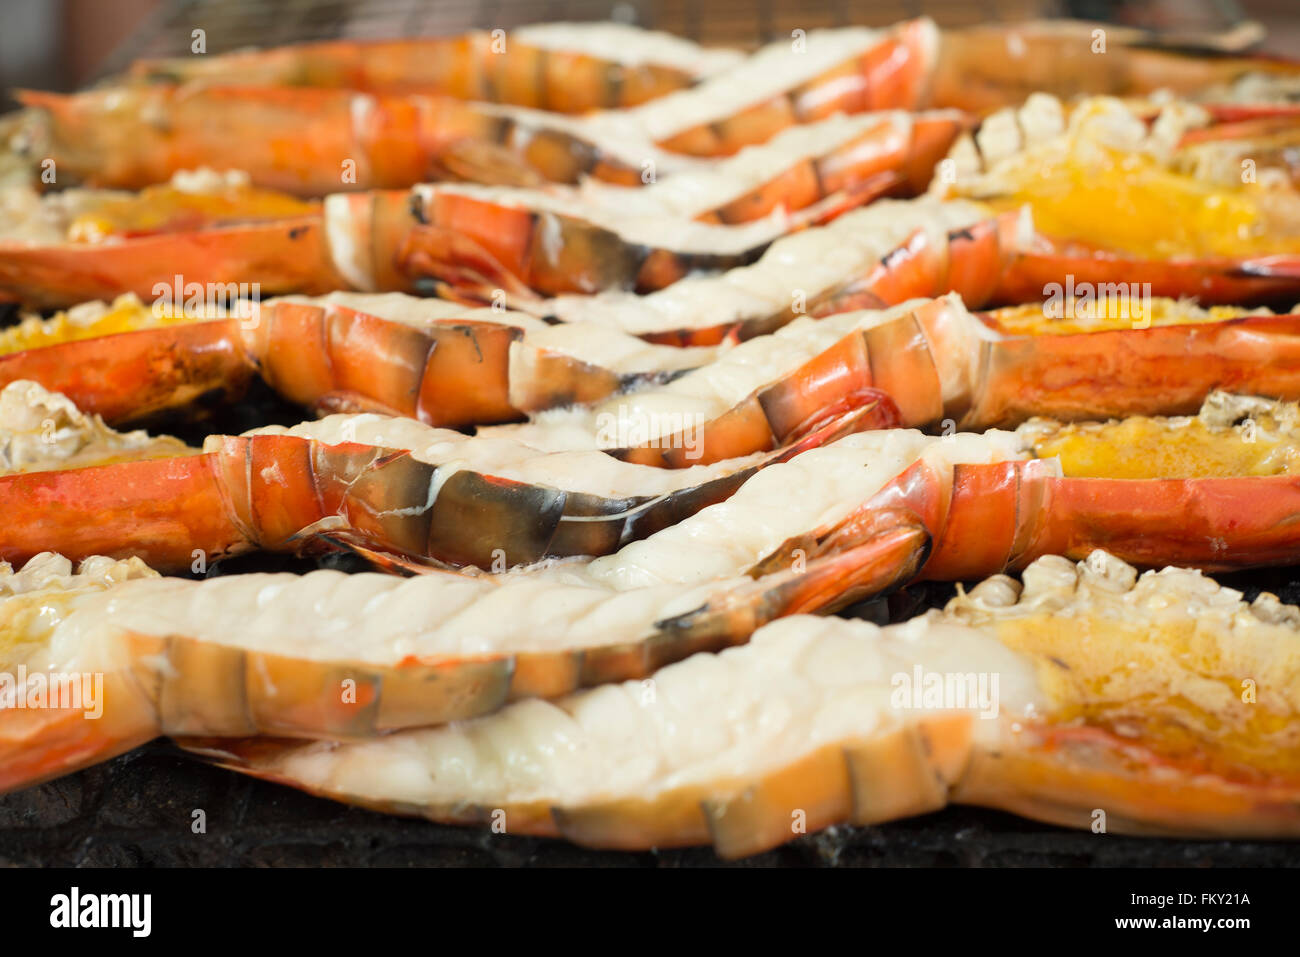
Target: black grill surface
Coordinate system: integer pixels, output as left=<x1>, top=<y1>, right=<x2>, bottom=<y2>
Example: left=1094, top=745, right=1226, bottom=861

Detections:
left=5, top=745, right=1299, bottom=867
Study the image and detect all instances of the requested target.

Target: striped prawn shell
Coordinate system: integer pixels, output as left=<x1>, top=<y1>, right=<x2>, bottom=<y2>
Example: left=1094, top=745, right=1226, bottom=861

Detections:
left=125, top=30, right=713, bottom=113
left=0, top=387, right=898, bottom=572
left=15, top=85, right=642, bottom=195
left=655, top=19, right=938, bottom=157
left=756, top=440, right=1300, bottom=592
left=0, top=299, right=660, bottom=429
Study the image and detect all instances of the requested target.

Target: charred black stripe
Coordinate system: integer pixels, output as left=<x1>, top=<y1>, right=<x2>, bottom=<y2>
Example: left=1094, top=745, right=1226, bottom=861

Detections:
left=487, top=114, right=514, bottom=150
left=539, top=214, right=645, bottom=290
left=547, top=466, right=757, bottom=559
left=604, top=60, right=623, bottom=109
left=880, top=241, right=916, bottom=269
left=426, top=469, right=567, bottom=569
left=614, top=368, right=687, bottom=394
left=620, top=468, right=755, bottom=542
left=333, top=449, right=438, bottom=560
left=545, top=490, right=646, bottom=558
left=755, top=385, right=801, bottom=443
left=536, top=47, right=550, bottom=112
left=571, top=131, right=600, bottom=176
left=807, top=154, right=829, bottom=202
left=679, top=248, right=768, bottom=273
left=408, top=189, right=429, bottom=225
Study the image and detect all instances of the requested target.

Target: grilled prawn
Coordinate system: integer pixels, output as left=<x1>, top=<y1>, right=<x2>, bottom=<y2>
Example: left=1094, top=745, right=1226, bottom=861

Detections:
left=753, top=392, right=1300, bottom=601
left=921, top=95, right=1300, bottom=306
left=5, top=293, right=1300, bottom=459
left=121, top=17, right=1300, bottom=119
left=633, top=95, right=1300, bottom=332
left=190, top=551, right=1300, bottom=857
left=0, top=379, right=894, bottom=571
left=15, top=84, right=657, bottom=195
left=0, top=291, right=722, bottom=428
left=931, top=19, right=1300, bottom=115
left=485, top=293, right=1300, bottom=457
left=0, top=294, right=937, bottom=465
left=541, top=90, right=1300, bottom=341
left=123, top=22, right=743, bottom=112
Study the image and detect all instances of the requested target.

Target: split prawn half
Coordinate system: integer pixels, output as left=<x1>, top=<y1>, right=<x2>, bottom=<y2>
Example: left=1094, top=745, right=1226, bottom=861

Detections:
left=14, top=19, right=939, bottom=194
left=122, top=22, right=745, bottom=112
left=0, top=107, right=961, bottom=309
left=0, top=378, right=896, bottom=572
left=916, top=95, right=1300, bottom=307
left=482, top=293, right=1300, bottom=461
left=750, top=392, right=1300, bottom=598
left=5, top=292, right=1300, bottom=457
left=188, top=551, right=1300, bottom=857
left=0, top=293, right=943, bottom=457
left=0, top=291, right=721, bottom=428
left=13, top=84, right=658, bottom=195
left=619, top=95, right=1300, bottom=343
left=9, top=419, right=1300, bottom=806
left=931, top=18, right=1300, bottom=115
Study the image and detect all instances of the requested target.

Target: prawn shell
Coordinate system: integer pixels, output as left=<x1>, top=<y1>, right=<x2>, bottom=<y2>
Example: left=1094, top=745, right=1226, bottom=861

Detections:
left=0, top=318, right=256, bottom=427
left=0, top=217, right=344, bottom=311
left=0, top=670, right=159, bottom=794
left=124, top=632, right=515, bottom=738
left=186, top=713, right=973, bottom=859
left=965, top=314, right=1300, bottom=429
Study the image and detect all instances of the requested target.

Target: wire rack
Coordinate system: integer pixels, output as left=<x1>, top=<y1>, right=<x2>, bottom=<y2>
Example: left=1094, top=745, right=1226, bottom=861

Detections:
left=96, top=0, right=1259, bottom=77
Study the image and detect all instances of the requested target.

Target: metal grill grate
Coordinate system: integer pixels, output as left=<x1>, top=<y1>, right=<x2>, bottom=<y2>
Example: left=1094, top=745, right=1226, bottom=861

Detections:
left=95, top=0, right=1260, bottom=78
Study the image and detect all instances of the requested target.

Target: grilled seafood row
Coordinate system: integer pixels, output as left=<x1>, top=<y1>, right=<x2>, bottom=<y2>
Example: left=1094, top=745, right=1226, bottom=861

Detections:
left=16, top=17, right=1300, bottom=195
left=111, top=17, right=1300, bottom=117
left=14, top=371, right=1300, bottom=577
left=0, top=377, right=897, bottom=571
left=3, top=95, right=1297, bottom=322
left=3, top=291, right=1299, bottom=440
left=8, top=381, right=1300, bottom=843
left=6, top=545, right=1300, bottom=856
left=3, top=423, right=975, bottom=787
left=2, top=15, right=1300, bottom=858
left=125, top=22, right=745, bottom=111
